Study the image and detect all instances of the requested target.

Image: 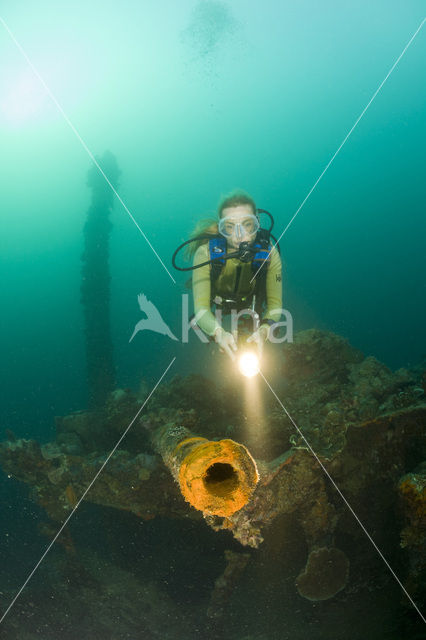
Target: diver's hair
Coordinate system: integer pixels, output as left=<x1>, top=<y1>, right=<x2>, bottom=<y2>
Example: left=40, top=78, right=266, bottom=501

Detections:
left=184, top=217, right=218, bottom=259
left=217, top=189, right=257, bottom=217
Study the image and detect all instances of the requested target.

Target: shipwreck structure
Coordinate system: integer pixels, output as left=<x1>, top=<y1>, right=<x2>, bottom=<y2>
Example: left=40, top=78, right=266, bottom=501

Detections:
left=0, top=330, right=425, bottom=621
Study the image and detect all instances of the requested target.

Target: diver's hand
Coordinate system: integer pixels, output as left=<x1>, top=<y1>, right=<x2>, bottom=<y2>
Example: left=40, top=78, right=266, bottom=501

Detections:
left=246, top=324, right=269, bottom=356
left=214, top=327, right=237, bottom=361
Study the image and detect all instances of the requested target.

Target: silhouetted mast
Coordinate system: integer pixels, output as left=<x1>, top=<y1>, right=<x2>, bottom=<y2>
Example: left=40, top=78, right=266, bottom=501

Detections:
left=81, top=151, right=119, bottom=410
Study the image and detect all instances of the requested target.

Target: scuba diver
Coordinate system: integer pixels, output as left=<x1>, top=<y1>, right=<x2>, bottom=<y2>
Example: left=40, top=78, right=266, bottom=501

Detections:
left=172, top=191, right=282, bottom=361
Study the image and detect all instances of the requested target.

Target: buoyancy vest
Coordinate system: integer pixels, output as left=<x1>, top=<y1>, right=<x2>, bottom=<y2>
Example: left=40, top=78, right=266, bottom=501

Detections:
left=207, top=229, right=271, bottom=314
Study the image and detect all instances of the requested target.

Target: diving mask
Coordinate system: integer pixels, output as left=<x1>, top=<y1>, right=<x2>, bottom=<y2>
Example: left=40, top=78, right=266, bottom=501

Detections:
left=218, top=213, right=260, bottom=241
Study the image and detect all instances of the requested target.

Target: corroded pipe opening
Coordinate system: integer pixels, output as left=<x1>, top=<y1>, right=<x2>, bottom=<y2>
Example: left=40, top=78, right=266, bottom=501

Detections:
left=178, top=439, right=259, bottom=517
left=203, top=462, right=239, bottom=497
left=151, top=425, right=259, bottom=517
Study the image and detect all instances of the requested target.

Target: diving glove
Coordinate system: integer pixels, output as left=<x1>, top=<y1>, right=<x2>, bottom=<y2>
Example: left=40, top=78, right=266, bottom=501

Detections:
left=214, top=327, right=238, bottom=361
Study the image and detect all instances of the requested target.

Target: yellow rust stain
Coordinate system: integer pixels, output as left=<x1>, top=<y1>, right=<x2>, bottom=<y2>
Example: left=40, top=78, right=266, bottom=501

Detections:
left=178, top=438, right=259, bottom=517
left=64, top=484, right=78, bottom=508
left=172, top=437, right=207, bottom=457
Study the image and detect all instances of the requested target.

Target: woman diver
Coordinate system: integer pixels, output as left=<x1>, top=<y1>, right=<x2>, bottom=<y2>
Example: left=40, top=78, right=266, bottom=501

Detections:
left=172, top=191, right=282, bottom=361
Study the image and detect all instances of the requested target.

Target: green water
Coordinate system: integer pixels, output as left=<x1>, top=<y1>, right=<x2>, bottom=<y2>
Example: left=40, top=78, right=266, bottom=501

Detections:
left=0, top=1, right=425, bottom=638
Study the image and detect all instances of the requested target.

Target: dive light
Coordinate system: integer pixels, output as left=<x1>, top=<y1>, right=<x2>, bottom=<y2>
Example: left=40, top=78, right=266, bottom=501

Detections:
left=238, top=351, right=260, bottom=378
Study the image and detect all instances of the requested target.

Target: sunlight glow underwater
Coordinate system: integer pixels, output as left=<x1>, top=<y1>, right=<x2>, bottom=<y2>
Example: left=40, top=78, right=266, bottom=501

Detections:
left=1, top=69, right=48, bottom=124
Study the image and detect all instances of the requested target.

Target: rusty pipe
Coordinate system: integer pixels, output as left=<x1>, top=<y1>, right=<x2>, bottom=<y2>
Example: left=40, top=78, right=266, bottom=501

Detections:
left=151, top=423, right=259, bottom=517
